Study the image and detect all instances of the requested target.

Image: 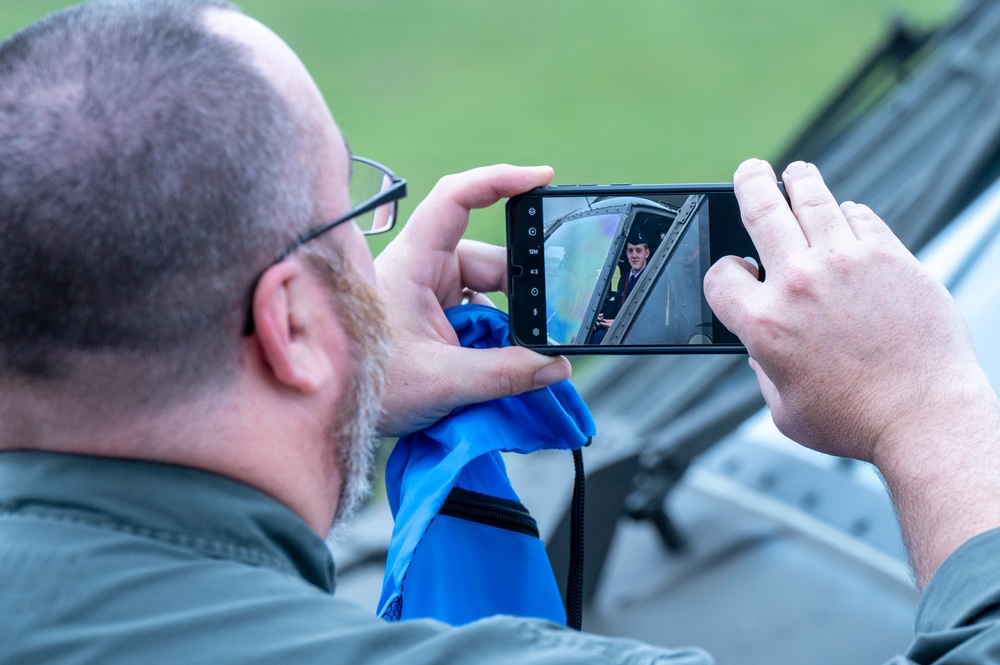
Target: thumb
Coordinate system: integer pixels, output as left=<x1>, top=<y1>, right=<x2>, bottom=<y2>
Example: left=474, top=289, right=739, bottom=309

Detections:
left=449, top=345, right=572, bottom=405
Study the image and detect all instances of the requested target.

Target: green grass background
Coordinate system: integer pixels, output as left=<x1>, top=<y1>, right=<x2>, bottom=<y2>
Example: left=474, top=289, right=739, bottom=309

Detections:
left=0, top=0, right=955, bottom=499
left=3, top=0, right=953, bottom=262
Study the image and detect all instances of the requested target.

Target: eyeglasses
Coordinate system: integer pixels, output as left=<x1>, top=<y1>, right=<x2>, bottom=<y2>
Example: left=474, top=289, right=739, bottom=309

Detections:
left=273, top=155, right=407, bottom=263
left=242, top=155, right=406, bottom=335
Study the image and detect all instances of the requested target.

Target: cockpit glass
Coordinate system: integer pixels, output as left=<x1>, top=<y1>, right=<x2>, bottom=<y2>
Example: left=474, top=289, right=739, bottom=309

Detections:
left=544, top=212, right=621, bottom=345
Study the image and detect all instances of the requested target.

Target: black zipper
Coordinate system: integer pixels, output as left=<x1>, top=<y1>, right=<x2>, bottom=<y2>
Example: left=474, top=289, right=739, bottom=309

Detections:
left=438, top=487, right=539, bottom=538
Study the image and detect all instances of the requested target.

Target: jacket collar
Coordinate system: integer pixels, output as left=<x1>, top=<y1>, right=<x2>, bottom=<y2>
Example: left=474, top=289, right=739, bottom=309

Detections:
left=0, top=450, right=336, bottom=592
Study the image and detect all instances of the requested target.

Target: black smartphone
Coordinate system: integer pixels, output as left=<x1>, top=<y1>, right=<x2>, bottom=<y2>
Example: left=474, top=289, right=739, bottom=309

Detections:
left=506, top=184, right=761, bottom=354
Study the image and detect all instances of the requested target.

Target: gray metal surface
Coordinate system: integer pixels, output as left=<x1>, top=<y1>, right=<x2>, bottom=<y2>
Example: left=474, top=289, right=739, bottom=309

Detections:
left=585, top=470, right=917, bottom=665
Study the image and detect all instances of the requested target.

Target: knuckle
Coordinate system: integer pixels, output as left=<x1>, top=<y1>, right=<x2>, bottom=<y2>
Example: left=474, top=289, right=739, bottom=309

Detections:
left=742, top=195, right=785, bottom=225
left=741, top=306, right=783, bottom=348
left=496, top=363, right=519, bottom=397
left=782, top=259, right=819, bottom=297
left=795, top=191, right=834, bottom=213
left=703, top=261, right=724, bottom=290
left=825, top=250, right=854, bottom=275
left=435, top=173, right=460, bottom=193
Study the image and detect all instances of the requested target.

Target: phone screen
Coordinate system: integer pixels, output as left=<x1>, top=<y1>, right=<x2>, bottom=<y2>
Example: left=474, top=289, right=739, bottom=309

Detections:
left=506, top=185, right=759, bottom=354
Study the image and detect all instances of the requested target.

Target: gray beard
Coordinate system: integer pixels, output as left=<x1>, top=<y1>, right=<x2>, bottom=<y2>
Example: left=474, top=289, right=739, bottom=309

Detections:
left=328, top=341, right=386, bottom=539
left=298, top=242, right=390, bottom=540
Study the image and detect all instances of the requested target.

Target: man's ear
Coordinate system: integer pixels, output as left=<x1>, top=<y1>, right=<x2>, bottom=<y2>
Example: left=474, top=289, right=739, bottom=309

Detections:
left=250, top=261, right=343, bottom=394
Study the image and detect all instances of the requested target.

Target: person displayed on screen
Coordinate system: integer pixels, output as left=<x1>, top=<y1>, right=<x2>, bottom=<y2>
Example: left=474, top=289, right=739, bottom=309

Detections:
left=593, top=227, right=650, bottom=343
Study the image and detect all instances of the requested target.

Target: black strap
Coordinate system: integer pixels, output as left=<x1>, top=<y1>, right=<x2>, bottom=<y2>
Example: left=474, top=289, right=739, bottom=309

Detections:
left=565, top=447, right=586, bottom=630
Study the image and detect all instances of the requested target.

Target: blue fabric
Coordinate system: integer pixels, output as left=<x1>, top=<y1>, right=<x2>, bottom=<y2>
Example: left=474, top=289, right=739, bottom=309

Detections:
left=378, top=304, right=596, bottom=625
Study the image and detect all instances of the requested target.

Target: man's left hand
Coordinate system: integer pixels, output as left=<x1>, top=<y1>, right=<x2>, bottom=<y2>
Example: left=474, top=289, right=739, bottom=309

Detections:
left=374, top=164, right=572, bottom=437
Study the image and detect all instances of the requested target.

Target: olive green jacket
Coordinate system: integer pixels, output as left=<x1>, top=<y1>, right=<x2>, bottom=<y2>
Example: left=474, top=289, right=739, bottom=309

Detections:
left=2, top=450, right=999, bottom=664
left=0, top=451, right=709, bottom=664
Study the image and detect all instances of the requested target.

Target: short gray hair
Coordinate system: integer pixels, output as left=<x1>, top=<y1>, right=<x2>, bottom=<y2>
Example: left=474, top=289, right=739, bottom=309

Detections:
left=0, top=0, right=318, bottom=401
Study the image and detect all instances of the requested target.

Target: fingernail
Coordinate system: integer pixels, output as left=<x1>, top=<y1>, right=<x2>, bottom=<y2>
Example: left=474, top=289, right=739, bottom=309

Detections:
left=535, top=362, right=567, bottom=388
left=785, top=161, right=809, bottom=173
left=736, top=158, right=765, bottom=173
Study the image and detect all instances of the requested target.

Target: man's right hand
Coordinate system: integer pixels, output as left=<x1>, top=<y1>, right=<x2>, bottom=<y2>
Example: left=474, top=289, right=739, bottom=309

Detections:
left=705, top=159, right=981, bottom=463
left=704, top=159, right=1000, bottom=586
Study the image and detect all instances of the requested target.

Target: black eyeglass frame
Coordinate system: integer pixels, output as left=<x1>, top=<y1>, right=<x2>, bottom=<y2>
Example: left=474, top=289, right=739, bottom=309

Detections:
left=242, top=156, right=406, bottom=335
left=273, top=156, right=407, bottom=263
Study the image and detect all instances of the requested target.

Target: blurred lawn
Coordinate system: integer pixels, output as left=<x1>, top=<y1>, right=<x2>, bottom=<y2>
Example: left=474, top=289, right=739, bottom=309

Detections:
left=3, top=0, right=953, bottom=264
